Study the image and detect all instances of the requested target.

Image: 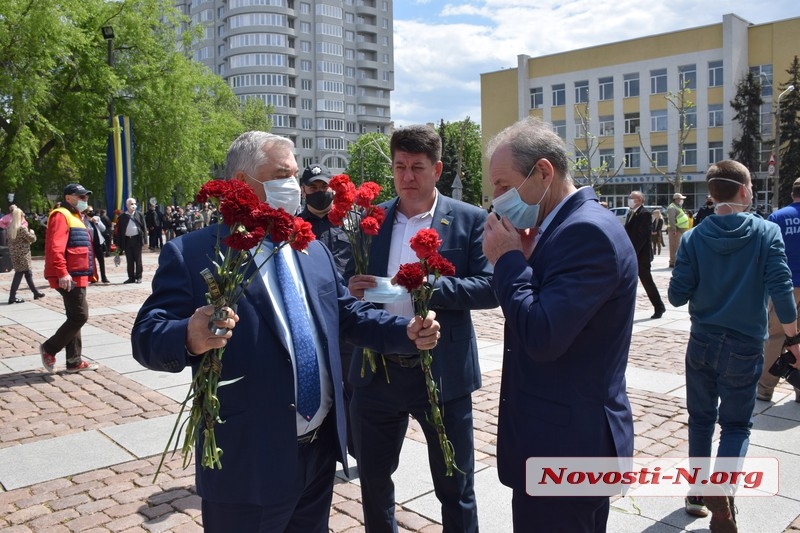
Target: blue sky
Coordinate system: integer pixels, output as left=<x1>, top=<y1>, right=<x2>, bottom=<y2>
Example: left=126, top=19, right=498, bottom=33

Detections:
left=391, top=1, right=800, bottom=127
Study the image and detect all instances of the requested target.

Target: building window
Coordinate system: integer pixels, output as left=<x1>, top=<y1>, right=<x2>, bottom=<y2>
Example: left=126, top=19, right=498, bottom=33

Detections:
left=708, top=104, right=723, bottom=127
left=708, top=60, right=723, bottom=87
left=682, top=144, right=697, bottom=166
left=574, top=118, right=586, bottom=138
left=300, top=40, right=311, bottom=53
left=300, top=2, right=311, bottom=14
left=681, top=109, right=697, bottom=129
left=300, top=21, right=311, bottom=33
left=624, top=147, right=640, bottom=169
left=575, top=80, right=589, bottom=104
left=650, top=68, right=667, bottom=94
left=530, top=87, right=543, bottom=109
left=751, top=64, right=774, bottom=98
left=301, top=118, right=313, bottom=129
left=300, top=59, right=312, bottom=71
left=552, top=84, right=566, bottom=107
left=624, top=112, right=640, bottom=134
left=679, top=64, right=697, bottom=90
left=599, top=115, right=614, bottom=136
left=301, top=79, right=312, bottom=91
left=708, top=142, right=723, bottom=164
left=301, top=137, right=313, bottom=149
left=624, top=73, right=639, bottom=98
left=552, top=120, right=566, bottom=139
left=599, top=77, right=613, bottom=101
left=600, top=149, right=614, bottom=169
left=651, top=145, right=668, bottom=168
left=651, top=109, right=667, bottom=132
left=301, top=98, right=312, bottom=110
left=346, top=121, right=357, bottom=133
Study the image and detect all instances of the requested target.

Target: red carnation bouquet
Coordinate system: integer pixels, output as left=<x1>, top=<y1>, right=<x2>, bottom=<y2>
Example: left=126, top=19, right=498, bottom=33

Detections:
left=394, top=228, right=460, bottom=476
left=156, top=179, right=315, bottom=480
left=327, top=174, right=387, bottom=376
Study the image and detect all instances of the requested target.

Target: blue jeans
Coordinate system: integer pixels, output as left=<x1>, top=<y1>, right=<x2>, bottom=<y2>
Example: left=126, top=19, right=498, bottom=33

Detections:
left=685, top=331, right=762, bottom=460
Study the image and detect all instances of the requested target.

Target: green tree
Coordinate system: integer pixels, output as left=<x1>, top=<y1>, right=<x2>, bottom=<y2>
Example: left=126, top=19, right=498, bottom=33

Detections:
left=729, top=70, right=764, bottom=174
left=437, top=118, right=483, bottom=206
left=344, top=133, right=393, bottom=202
left=0, top=0, right=250, bottom=210
left=778, top=56, right=800, bottom=205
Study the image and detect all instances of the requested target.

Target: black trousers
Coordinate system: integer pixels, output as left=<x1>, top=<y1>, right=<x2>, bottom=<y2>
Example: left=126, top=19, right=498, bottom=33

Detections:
left=93, top=245, right=107, bottom=281
left=351, top=361, right=478, bottom=533
left=638, top=254, right=665, bottom=312
left=124, top=234, right=144, bottom=280
left=9, top=270, right=40, bottom=299
left=42, top=286, right=88, bottom=365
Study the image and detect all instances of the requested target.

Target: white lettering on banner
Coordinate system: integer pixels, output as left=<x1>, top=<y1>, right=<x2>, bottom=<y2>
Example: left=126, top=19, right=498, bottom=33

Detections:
left=525, top=457, right=778, bottom=497
left=787, top=226, right=800, bottom=235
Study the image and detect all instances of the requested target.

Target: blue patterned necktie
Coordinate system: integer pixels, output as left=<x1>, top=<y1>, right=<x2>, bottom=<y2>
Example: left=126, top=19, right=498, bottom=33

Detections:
left=273, top=246, right=321, bottom=420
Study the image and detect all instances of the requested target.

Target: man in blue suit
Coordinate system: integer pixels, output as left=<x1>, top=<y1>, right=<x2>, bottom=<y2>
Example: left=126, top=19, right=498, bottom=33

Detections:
left=131, top=132, right=440, bottom=533
left=348, top=125, right=497, bottom=533
left=482, top=117, right=636, bottom=532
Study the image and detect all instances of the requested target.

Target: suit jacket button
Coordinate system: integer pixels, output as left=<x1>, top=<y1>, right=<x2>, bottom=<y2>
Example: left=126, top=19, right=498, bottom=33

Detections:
left=288, top=403, right=296, bottom=412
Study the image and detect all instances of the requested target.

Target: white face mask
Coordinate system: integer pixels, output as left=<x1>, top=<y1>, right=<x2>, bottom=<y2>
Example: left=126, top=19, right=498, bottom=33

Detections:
left=76, top=200, right=89, bottom=213
left=627, top=199, right=637, bottom=209
left=261, top=177, right=302, bottom=214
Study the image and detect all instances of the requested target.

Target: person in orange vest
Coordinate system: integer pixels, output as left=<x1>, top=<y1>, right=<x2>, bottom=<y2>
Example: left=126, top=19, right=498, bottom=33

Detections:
left=40, top=183, right=100, bottom=374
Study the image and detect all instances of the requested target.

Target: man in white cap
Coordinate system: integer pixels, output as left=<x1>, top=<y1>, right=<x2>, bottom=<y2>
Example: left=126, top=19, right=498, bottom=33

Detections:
left=666, top=192, right=690, bottom=268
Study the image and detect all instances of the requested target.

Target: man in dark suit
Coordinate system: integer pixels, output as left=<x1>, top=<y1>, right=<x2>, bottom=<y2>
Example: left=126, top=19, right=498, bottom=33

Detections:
left=625, top=190, right=666, bottom=319
left=115, top=197, right=146, bottom=283
left=482, top=117, right=636, bottom=532
left=131, top=131, right=440, bottom=533
left=347, top=125, right=497, bottom=533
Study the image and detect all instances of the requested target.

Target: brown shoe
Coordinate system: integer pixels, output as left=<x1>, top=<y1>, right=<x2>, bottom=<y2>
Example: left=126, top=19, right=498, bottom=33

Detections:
left=705, top=494, right=737, bottom=533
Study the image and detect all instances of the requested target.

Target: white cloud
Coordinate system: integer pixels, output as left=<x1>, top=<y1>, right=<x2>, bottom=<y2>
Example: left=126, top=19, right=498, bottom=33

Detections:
left=391, top=0, right=800, bottom=127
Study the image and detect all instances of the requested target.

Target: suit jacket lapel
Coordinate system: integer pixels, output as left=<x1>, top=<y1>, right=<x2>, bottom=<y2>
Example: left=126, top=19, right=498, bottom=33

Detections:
left=431, top=196, right=454, bottom=246
left=370, top=198, right=398, bottom=276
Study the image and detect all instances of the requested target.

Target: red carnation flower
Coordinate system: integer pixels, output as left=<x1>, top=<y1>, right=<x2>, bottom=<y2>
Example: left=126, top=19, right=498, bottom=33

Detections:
left=360, top=216, right=381, bottom=236
left=410, top=228, right=442, bottom=259
left=370, top=206, right=386, bottom=225
left=289, top=218, right=316, bottom=250
left=356, top=182, right=382, bottom=208
left=426, top=253, right=455, bottom=277
left=223, top=227, right=266, bottom=251
left=394, top=262, right=426, bottom=292
left=267, top=209, right=295, bottom=243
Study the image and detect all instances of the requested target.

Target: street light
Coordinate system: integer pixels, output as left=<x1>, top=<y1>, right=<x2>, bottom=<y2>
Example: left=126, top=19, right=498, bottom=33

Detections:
left=772, top=84, right=796, bottom=210
left=102, top=26, right=115, bottom=133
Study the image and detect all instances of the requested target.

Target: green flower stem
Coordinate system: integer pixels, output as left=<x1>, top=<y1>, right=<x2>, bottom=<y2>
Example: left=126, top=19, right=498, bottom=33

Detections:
left=414, top=292, right=462, bottom=477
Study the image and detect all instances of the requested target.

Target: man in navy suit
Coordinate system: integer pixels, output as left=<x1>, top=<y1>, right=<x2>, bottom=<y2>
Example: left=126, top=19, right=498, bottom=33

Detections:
left=348, top=125, right=497, bottom=533
left=131, top=132, right=440, bottom=533
left=482, top=117, right=636, bottom=532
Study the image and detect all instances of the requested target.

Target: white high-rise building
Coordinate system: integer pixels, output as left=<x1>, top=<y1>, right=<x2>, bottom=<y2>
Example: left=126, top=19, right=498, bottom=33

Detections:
left=176, top=0, right=394, bottom=171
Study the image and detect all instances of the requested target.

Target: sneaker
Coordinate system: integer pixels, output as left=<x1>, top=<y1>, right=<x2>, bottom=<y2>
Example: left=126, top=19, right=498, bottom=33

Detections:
left=705, top=493, right=737, bottom=532
left=65, top=361, right=99, bottom=373
left=40, top=345, right=56, bottom=374
left=685, top=495, right=708, bottom=517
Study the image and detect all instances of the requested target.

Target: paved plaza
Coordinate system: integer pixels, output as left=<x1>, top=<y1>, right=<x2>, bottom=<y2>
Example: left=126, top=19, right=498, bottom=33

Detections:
left=1, top=248, right=800, bottom=532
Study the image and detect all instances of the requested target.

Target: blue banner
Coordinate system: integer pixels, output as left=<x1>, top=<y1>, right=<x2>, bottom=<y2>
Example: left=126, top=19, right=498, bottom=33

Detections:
left=104, top=116, right=134, bottom=213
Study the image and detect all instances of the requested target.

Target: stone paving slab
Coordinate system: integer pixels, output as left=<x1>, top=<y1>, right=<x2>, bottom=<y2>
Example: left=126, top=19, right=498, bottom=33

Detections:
left=0, top=431, right=134, bottom=490
left=100, top=415, right=182, bottom=460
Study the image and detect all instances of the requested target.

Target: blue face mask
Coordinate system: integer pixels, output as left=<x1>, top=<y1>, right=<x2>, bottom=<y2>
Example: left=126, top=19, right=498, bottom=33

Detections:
left=493, top=167, right=551, bottom=229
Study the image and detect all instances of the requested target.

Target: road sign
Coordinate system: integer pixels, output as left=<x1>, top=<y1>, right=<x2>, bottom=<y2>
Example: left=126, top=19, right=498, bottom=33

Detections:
left=768, top=163, right=776, bottom=176
left=769, top=153, right=777, bottom=166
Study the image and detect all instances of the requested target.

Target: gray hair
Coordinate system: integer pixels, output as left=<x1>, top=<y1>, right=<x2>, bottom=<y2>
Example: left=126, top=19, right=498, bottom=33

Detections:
left=486, top=117, right=572, bottom=183
left=224, top=131, right=295, bottom=179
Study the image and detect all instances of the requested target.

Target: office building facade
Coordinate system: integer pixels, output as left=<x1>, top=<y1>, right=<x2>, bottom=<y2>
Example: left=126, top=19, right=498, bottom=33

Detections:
left=480, top=14, right=800, bottom=211
left=177, top=0, right=394, bottom=171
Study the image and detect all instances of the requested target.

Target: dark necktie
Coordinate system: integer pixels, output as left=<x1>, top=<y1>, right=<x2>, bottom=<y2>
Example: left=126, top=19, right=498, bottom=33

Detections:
left=273, top=247, right=321, bottom=421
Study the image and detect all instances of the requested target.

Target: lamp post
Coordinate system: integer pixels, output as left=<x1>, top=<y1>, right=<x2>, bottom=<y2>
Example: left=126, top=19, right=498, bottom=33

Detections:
left=102, top=26, right=115, bottom=135
left=772, top=84, right=796, bottom=210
